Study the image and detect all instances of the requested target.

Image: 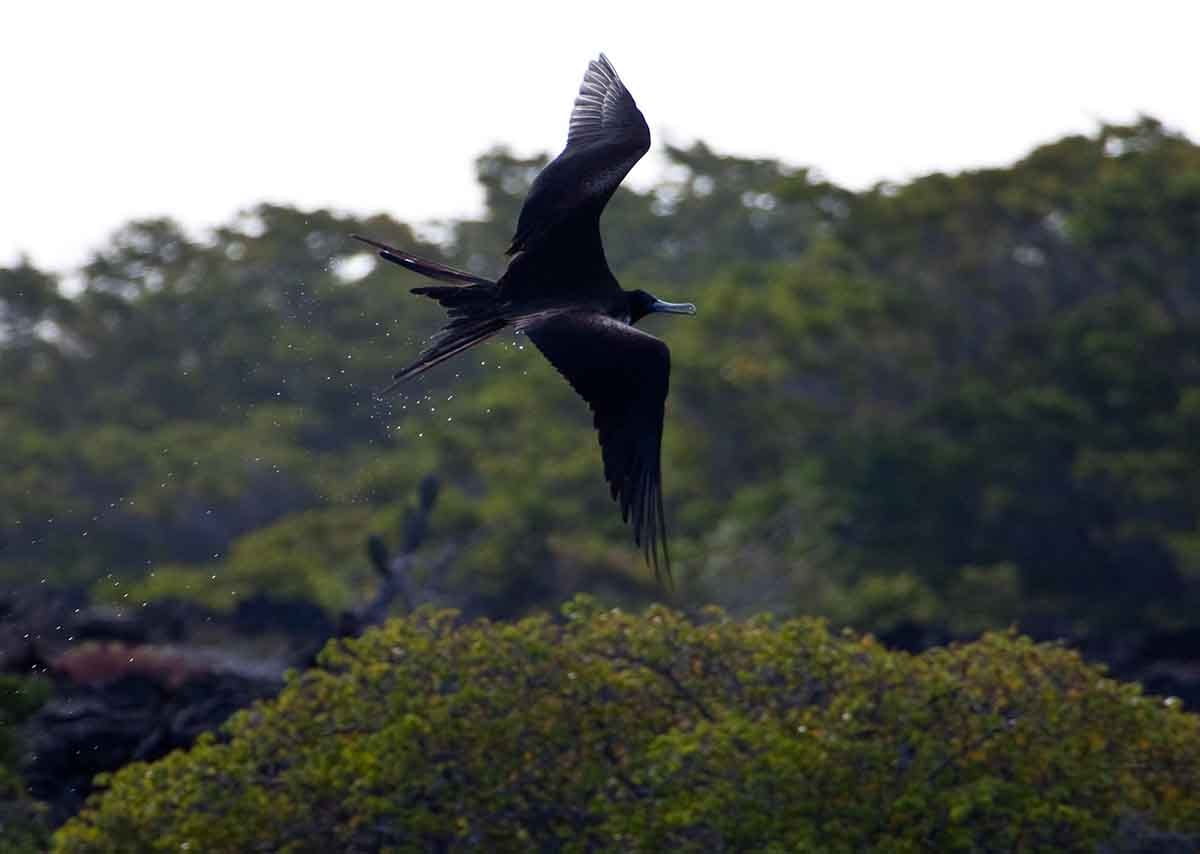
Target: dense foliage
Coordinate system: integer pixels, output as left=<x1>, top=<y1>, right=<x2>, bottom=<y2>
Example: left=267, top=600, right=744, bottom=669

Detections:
left=54, top=601, right=1200, bottom=852
left=0, top=675, right=50, bottom=852
left=3, top=118, right=1200, bottom=846
left=3, top=118, right=1198, bottom=643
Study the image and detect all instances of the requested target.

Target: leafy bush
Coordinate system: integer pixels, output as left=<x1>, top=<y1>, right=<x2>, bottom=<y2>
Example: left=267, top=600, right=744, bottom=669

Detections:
left=55, top=599, right=1199, bottom=852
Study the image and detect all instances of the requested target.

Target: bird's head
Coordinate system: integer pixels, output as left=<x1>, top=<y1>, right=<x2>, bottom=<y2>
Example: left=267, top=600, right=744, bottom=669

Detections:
left=627, top=289, right=697, bottom=325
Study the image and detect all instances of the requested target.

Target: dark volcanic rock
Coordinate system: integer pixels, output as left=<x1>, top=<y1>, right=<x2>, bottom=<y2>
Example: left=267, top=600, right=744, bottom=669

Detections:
left=24, top=653, right=281, bottom=824
left=1, top=586, right=297, bottom=826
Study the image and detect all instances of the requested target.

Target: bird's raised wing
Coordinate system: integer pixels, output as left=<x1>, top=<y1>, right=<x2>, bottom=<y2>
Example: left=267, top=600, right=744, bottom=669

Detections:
left=565, top=53, right=648, bottom=150
left=526, top=311, right=672, bottom=584
left=507, top=54, right=651, bottom=256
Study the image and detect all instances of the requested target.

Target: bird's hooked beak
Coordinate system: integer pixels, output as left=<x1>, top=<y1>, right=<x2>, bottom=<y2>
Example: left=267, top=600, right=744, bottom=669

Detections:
left=650, top=299, right=697, bottom=316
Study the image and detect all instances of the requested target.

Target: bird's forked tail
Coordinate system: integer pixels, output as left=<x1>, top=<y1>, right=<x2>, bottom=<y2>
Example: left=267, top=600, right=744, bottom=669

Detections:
left=351, top=234, right=508, bottom=395
left=377, top=314, right=508, bottom=395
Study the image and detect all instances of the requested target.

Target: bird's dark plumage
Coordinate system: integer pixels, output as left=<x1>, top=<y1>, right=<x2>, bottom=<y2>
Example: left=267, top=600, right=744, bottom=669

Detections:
left=528, top=313, right=671, bottom=572
left=354, top=54, right=693, bottom=584
left=508, top=54, right=651, bottom=257
left=352, top=235, right=493, bottom=286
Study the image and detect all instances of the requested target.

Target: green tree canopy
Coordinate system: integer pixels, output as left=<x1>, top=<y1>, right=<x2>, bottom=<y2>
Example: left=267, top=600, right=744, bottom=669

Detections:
left=54, top=602, right=1200, bottom=852
left=2, top=119, right=1198, bottom=640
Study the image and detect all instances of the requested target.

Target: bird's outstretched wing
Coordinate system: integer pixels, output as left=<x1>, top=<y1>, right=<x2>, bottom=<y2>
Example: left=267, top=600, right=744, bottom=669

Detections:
left=507, top=54, right=651, bottom=257
left=565, top=53, right=649, bottom=150
left=526, top=311, right=672, bottom=584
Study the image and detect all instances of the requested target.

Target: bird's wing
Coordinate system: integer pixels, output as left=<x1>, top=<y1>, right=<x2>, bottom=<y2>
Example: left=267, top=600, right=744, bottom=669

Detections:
left=525, top=311, right=673, bottom=584
left=506, top=54, right=651, bottom=257
left=565, top=53, right=649, bottom=151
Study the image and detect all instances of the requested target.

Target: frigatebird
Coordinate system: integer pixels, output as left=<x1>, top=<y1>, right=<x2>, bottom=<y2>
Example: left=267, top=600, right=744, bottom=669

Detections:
left=354, top=54, right=695, bottom=583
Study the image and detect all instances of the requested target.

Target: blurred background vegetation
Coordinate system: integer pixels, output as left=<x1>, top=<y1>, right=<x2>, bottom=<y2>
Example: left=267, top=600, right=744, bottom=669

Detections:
left=2, top=117, right=1200, bottom=844
left=4, top=117, right=1198, bottom=635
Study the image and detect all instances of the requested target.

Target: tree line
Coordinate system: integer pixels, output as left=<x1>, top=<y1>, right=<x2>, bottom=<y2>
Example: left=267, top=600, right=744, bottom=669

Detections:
left=1, top=117, right=1198, bottom=644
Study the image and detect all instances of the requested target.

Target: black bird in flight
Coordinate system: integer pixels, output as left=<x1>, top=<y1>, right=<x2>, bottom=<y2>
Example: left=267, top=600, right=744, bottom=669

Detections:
left=354, top=54, right=696, bottom=583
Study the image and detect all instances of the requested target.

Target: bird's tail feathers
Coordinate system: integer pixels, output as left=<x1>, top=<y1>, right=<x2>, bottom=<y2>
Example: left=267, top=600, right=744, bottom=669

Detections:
left=376, top=316, right=508, bottom=396
left=351, top=234, right=495, bottom=286
left=359, top=231, right=511, bottom=395
left=410, top=284, right=502, bottom=319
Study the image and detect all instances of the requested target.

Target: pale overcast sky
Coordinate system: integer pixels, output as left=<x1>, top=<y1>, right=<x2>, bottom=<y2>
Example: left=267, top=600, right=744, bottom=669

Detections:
left=4, top=1, right=1197, bottom=273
